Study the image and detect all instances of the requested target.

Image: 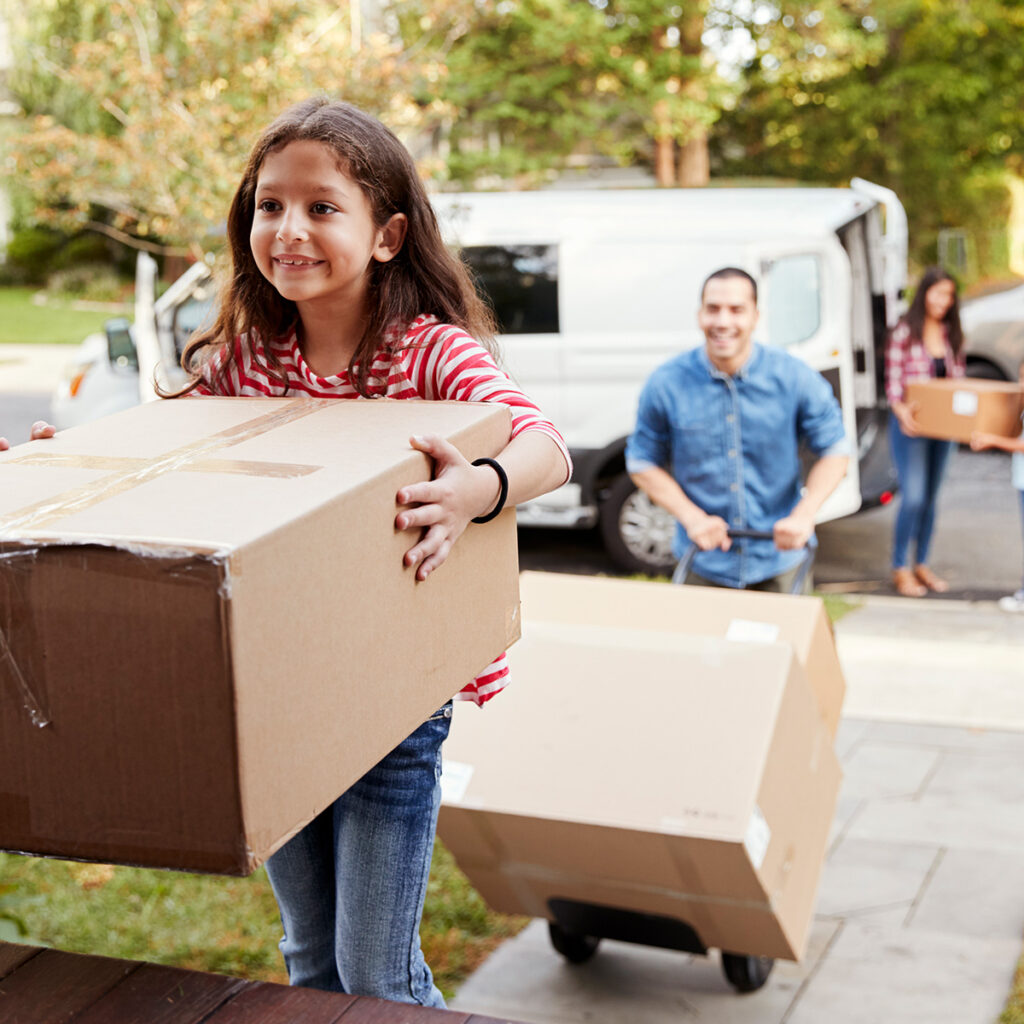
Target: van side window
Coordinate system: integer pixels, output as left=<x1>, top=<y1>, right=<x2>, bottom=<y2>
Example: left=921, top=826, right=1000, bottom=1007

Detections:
left=460, top=245, right=559, bottom=334
left=763, top=254, right=821, bottom=347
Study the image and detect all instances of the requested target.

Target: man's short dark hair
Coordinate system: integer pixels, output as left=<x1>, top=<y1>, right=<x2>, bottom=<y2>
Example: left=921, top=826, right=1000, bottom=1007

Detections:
left=701, top=267, right=758, bottom=304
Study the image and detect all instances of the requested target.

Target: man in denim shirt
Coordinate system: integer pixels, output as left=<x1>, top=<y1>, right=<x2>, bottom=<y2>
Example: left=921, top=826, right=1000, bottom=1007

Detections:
left=626, top=267, right=849, bottom=591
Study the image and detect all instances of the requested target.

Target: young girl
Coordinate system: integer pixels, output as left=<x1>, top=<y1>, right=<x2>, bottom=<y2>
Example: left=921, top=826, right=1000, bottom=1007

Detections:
left=884, top=266, right=965, bottom=597
left=179, top=97, right=571, bottom=1006
left=971, top=359, right=1024, bottom=613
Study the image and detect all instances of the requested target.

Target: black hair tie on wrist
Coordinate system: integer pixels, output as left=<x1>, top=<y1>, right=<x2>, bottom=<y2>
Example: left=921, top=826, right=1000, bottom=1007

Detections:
left=471, top=457, right=509, bottom=524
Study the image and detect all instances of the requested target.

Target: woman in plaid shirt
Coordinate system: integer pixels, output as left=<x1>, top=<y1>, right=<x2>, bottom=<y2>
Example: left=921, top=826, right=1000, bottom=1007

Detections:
left=885, top=266, right=965, bottom=597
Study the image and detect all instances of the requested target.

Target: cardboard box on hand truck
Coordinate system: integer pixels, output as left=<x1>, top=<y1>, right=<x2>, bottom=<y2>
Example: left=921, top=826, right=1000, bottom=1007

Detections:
left=518, top=570, right=845, bottom=738
left=905, top=378, right=1024, bottom=443
left=438, top=573, right=844, bottom=963
left=0, top=397, right=518, bottom=875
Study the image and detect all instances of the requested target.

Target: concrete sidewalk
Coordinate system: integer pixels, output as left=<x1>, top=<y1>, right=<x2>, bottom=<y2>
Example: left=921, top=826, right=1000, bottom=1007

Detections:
left=451, top=596, right=1024, bottom=1024
left=0, top=344, right=71, bottom=394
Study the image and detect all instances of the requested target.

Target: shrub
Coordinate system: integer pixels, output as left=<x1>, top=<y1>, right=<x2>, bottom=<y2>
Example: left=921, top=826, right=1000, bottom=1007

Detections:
left=4, top=227, right=64, bottom=283
left=46, top=264, right=130, bottom=303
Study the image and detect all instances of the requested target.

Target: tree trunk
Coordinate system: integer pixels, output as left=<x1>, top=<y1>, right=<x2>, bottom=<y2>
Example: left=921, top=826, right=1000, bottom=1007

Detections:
left=652, top=99, right=676, bottom=186
left=677, top=130, right=709, bottom=186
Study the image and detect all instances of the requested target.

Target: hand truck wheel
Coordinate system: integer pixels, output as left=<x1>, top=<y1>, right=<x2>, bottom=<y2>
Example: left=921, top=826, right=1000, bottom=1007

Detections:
left=548, top=920, right=600, bottom=964
left=720, top=951, right=775, bottom=992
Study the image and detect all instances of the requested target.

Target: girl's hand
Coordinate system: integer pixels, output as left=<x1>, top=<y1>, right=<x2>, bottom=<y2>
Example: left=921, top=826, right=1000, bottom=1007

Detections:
left=892, top=400, right=919, bottom=437
left=0, top=421, right=55, bottom=451
left=395, top=434, right=503, bottom=581
left=970, top=431, right=999, bottom=452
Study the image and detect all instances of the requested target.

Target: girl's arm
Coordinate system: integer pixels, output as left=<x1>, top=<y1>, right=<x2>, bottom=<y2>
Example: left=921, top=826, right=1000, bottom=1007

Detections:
left=884, top=324, right=920, bottom=435
left=397, top=430, right=568, bottom=582
left=971, top=431, right=1024, bottom=454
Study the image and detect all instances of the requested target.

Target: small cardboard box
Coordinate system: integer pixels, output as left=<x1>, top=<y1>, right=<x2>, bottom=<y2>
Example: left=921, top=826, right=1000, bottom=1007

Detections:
left=518, top=571, right=845, bottom=738
left=439, top=619, right=841, bottom=962
left=906, top=378, right=1024, bottom=443
left=0, top=397, right=519, bottom=875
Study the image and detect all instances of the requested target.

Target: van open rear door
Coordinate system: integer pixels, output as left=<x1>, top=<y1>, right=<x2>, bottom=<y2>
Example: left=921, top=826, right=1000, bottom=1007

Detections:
left=849, top=178, right=909, bottom=328
left=749, top=237, right=862, bottom=522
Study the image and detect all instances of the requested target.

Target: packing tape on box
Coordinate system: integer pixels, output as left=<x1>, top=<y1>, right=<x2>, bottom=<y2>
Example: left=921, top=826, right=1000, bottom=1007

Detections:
left=0, top=398, right=329, bottom=539
left=0, top=399, right=330, bottom=729
left=0, top=609, right=49, bottom=729
left=5, top=453, right=323, bottom=479
left=499, top=861, right=774, bottom=914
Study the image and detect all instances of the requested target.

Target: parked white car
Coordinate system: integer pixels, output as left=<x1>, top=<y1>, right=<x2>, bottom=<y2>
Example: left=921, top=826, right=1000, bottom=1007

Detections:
left=53, top=180, right=908, bottom=573
left=960, top=281, right=1024, bottom=381
left=51, top=255, right=215, bottom=428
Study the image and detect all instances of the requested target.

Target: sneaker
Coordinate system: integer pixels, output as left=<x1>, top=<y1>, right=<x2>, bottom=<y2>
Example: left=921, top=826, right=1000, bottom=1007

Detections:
left=998, top=590, right=1024, bottom=613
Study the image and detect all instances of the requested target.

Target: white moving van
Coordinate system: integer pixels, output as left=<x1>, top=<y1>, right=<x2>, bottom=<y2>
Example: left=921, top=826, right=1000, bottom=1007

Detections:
left=52, top=179, right=908, bottom=574
left=432, top=178, right=908, bottom=571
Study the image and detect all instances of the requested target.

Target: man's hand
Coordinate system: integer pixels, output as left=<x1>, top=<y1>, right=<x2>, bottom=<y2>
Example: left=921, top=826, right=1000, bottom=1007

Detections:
left=0, top=421, right=55, bottom=451
left=685, top=512, right=731, bottom=552
left=773, top=509, right=814, bottom=551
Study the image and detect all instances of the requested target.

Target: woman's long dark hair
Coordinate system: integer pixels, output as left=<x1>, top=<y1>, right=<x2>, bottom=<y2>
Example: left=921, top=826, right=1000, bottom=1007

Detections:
left=178, top=97, right=497, bottom=396
left=904, top=265, right=963, bottom=355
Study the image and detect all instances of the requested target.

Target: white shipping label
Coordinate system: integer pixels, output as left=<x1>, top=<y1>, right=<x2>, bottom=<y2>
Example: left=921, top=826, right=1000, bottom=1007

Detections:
left=744, top=806, right=772, bottom=869
left=440, top=760, right=474, bottom=805
left=726, top=619, right=781, bottom=645
left=952, top=390, right=978, bottom=417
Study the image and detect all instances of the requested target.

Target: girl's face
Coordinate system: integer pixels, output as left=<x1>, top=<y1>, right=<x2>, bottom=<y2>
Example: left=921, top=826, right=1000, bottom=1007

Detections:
left=249, top=139, right=404, bottom=314
left=924, top=279, right=956, bottom=321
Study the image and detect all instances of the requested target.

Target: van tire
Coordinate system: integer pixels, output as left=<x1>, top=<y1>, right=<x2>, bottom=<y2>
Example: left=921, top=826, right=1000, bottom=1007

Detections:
left=599, top=473, right=678, bottom=576
left=965, top=360, right=1006, bottom=381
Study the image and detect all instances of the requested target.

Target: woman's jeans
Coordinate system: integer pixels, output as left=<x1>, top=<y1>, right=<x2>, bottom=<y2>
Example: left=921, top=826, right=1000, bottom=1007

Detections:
left=265, top=703, right=453, bottom=1007
left=888, top=415, right=953, bottom=569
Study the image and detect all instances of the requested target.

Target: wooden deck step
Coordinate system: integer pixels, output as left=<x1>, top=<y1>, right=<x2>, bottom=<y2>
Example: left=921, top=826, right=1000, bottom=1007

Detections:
left=0, top=941, right=521, bottom=1024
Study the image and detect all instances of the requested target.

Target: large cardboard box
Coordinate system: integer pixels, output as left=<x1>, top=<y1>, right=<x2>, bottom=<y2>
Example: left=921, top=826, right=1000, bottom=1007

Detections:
left=906, top=378, right=1024, bottom=443
left=0, top=397, right=519, bottom=875
left=518, top=571, right=845, bottom=738
left=439, top=619, right=841, bottom=962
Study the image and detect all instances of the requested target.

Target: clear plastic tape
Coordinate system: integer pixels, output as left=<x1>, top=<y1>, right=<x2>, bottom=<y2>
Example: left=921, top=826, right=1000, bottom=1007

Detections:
left=0, top=398, right=329, bottom=539
left=0, top=547, right=51, bottom=728
left=0, top=612, right=50, bottom=728
left=0, top=541, right=231, bottom=729
left=503, top=860, right=771, bottom=912
left=0, top=400, right=324, bottom=729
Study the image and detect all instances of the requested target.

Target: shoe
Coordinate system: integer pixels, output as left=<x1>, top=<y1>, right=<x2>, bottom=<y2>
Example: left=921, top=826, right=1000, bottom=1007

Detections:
left=892, top=567, right=927, bottom=597
left=998, top=590, right=1024, bottom=613
left=914, top=565, right=949, bottom=593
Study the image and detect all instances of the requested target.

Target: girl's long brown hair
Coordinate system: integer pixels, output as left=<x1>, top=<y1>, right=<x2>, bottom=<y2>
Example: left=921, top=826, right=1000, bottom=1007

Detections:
left=177, top=97, right=497, bottom=395
left=904, top=265, right=963, bottom=355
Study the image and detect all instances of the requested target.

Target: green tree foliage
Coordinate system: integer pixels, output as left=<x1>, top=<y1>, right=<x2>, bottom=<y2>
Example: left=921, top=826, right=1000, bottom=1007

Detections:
left=405, top=0, right=731, bottom=186
left=712, top=0, right=1024, bottom=270
left=3, top=0, right=462, bottom=256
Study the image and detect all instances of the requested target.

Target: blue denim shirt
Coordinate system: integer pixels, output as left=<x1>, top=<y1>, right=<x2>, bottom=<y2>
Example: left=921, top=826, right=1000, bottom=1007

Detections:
left=625, top=343, right=848, bottom=587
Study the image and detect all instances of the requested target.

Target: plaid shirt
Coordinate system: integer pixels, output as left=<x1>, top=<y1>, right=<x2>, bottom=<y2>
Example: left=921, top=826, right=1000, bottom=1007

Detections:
left=885, top=319, right=965, bottom=405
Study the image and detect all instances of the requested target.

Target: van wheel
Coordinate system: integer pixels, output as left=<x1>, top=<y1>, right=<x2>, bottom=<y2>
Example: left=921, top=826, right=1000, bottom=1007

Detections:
left=965, top=360, right=1006, bottom=381
left=599, top=473, right=677, bottom=576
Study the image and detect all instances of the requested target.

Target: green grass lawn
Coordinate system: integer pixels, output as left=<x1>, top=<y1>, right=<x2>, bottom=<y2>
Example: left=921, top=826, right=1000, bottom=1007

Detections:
left=0, top=840, right=525, bottom=1001
left=1002, top=955, right=1024, bottom=1024
left=0, top=287, right=126, bottom=346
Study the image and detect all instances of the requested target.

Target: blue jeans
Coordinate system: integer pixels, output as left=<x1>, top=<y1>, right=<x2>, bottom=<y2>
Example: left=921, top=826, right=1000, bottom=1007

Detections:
left=264, top=703, right=453, bottom=1006
left=888, top=415, right=953, bottom=569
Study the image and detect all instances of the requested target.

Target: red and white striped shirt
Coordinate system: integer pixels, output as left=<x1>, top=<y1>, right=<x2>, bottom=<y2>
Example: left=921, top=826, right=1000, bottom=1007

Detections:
left=193, top=314, right=571, bottom=706
left=884, top=319, right=965, bottom=405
